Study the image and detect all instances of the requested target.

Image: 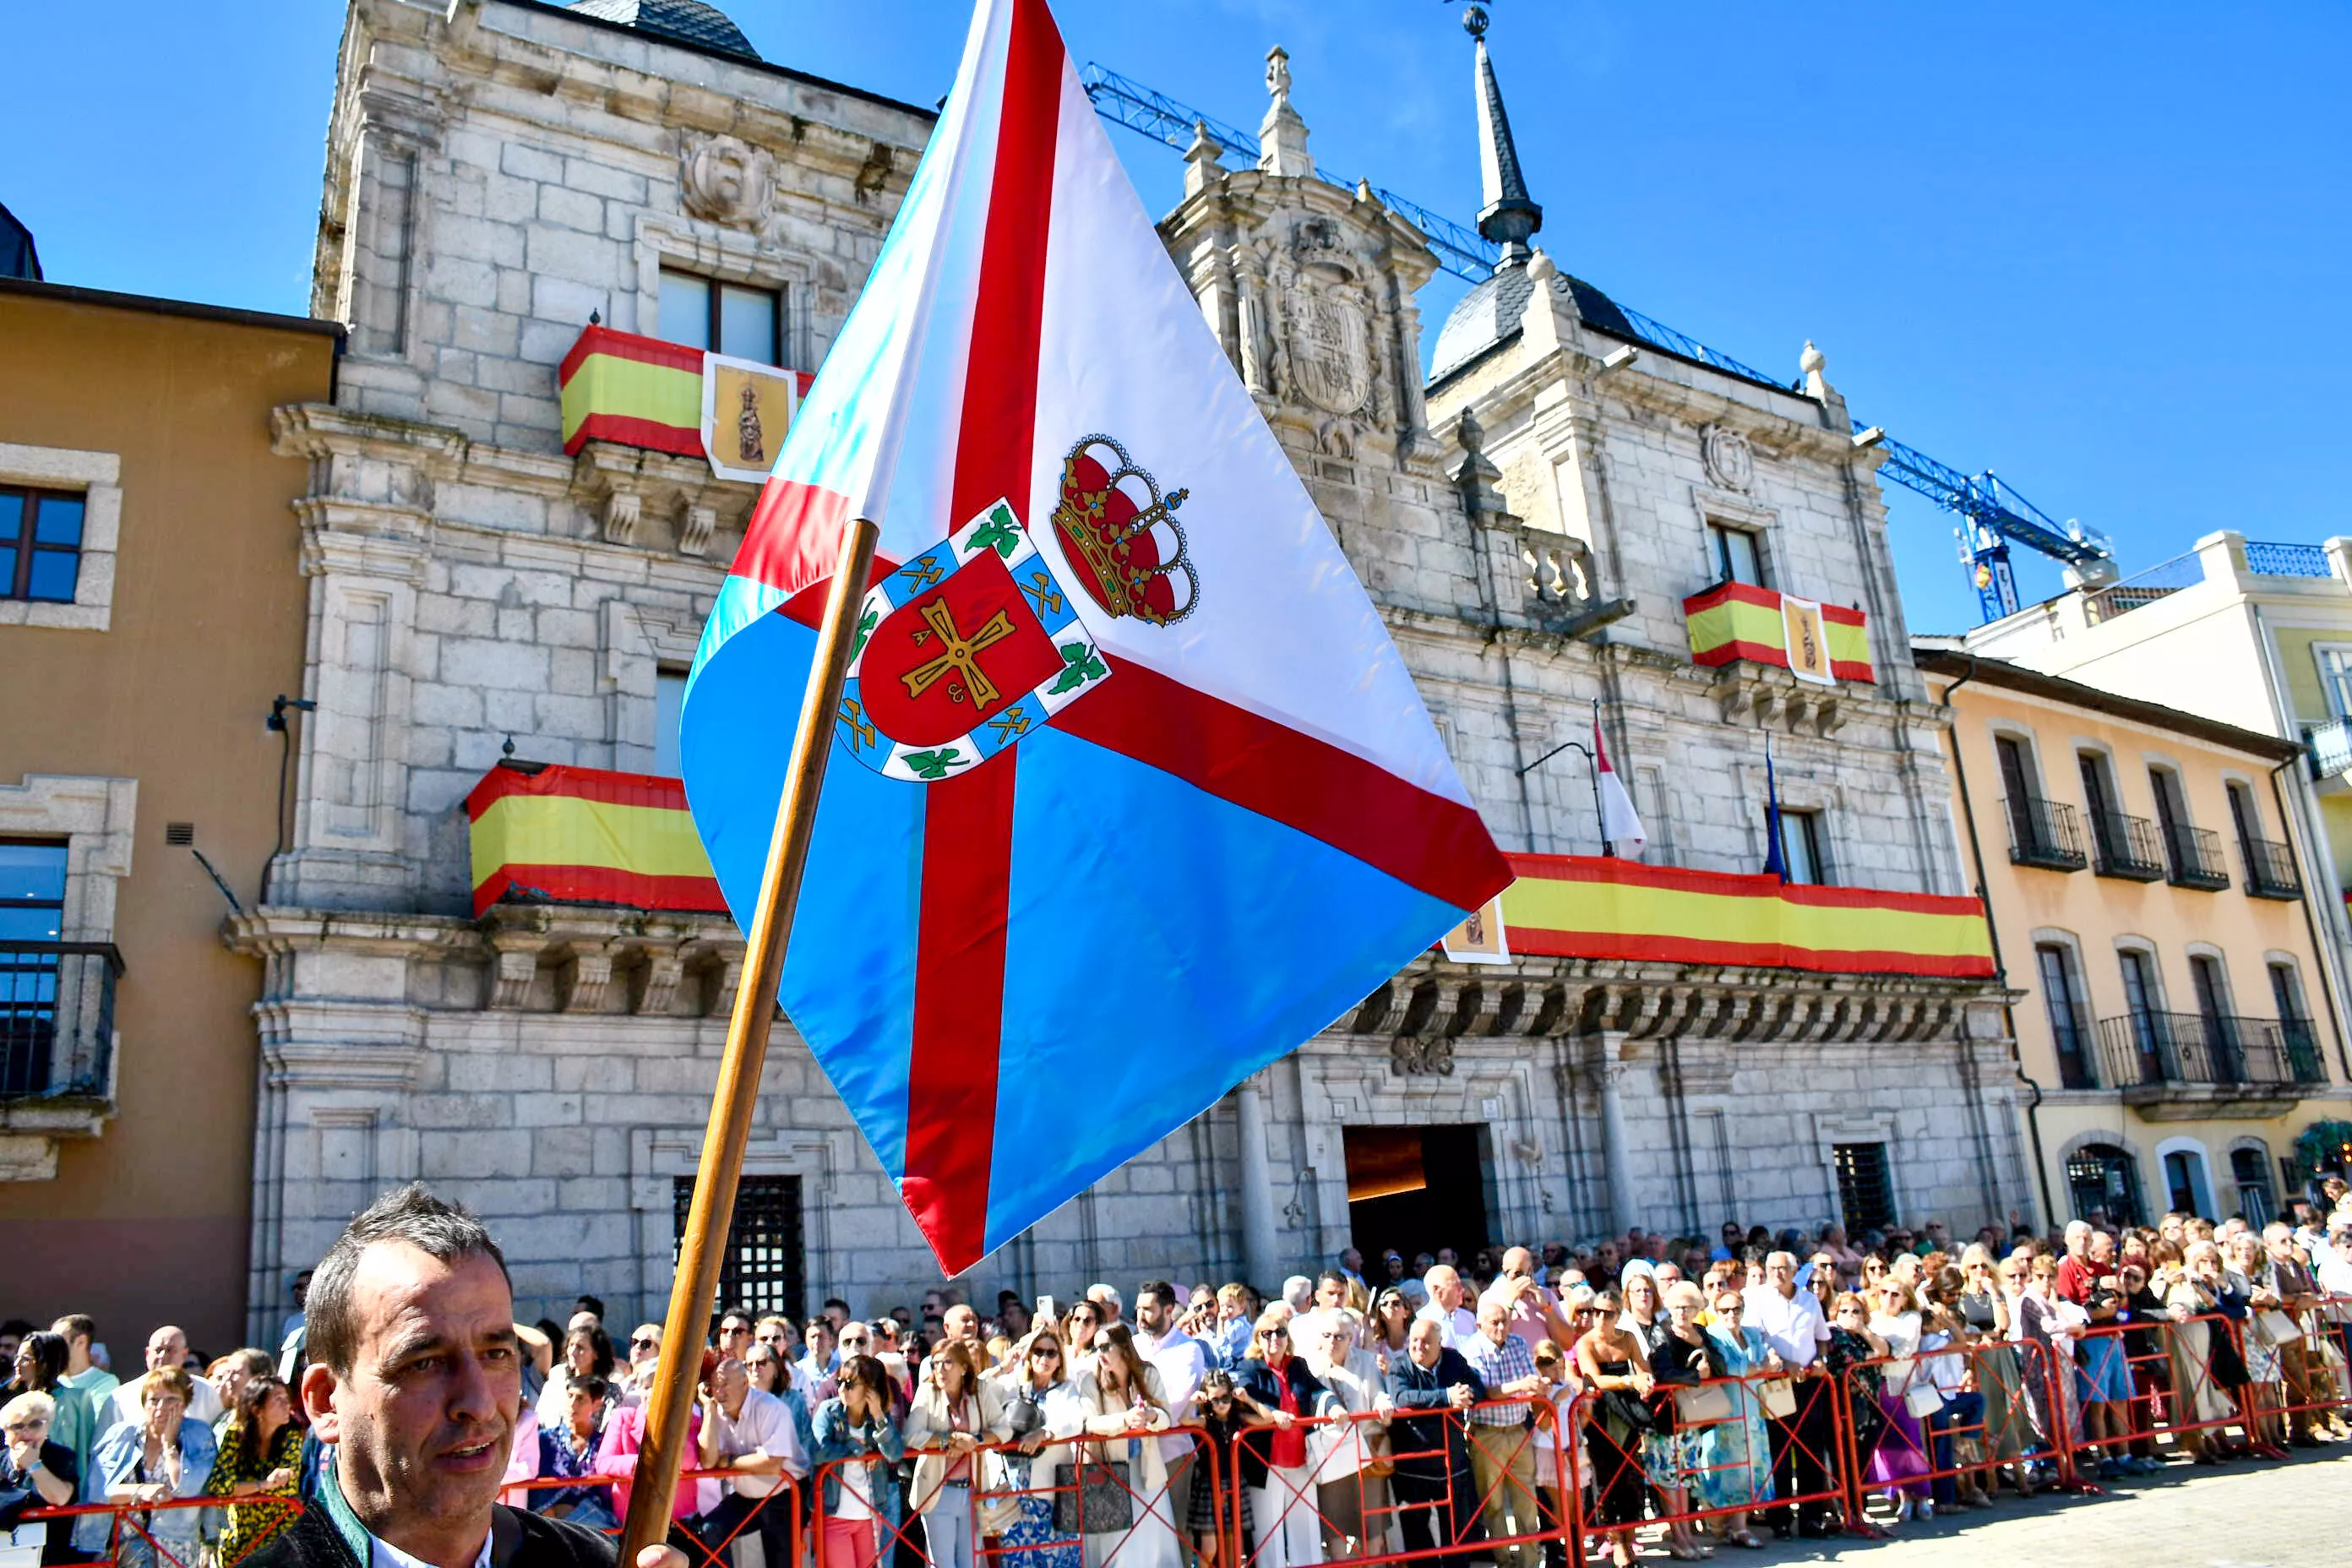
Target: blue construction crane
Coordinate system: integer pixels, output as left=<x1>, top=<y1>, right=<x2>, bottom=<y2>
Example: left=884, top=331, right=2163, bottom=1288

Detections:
left=1079, top=62, right=2115, bottom=623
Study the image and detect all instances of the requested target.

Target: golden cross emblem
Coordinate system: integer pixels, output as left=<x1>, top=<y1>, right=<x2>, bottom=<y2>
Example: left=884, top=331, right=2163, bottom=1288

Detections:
left=901, top=599, right=1018, bottom=709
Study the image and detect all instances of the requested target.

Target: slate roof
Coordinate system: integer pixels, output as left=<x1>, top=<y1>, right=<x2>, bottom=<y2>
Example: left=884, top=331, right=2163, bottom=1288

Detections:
left=565, top=0, right=760, bottom=62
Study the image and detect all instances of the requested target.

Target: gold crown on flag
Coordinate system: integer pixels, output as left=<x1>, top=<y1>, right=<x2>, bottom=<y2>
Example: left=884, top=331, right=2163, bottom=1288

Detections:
left=1052, top=434, right=1198, bottom=626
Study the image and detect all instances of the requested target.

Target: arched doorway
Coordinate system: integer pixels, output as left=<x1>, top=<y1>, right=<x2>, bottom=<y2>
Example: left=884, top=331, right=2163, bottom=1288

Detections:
left=2066, top=1142, right=2145, bottom=1226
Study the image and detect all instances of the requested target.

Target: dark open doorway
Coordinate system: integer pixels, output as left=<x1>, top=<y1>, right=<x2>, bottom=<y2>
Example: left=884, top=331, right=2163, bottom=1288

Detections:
left=1344, top=1123, right=1493, bottom=1266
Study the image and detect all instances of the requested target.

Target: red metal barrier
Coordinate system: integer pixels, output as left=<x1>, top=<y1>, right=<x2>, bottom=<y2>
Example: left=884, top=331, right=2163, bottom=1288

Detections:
left=18, top=1492, right=303, bottom=1568
left=1568, top=1367, right=1844, bottom=1554
left=497, top=1468, right=800, bottom=1568
left=1222, top=1399, right=1569, bottom=1568
left=812, top=1426, right=1215, bottom=1568
left=1830, top=1340, right=2070, bottom=1522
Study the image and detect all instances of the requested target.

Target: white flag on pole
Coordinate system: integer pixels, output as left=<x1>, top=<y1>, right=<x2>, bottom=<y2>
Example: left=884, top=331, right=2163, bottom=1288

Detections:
left=1593, top=713, right=1647, bottom=858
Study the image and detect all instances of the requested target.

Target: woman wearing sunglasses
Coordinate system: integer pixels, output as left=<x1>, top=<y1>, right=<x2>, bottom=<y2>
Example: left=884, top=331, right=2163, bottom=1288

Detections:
left=1233, top=1315, right=1335, bottom=1568
left=997, top=1331, right=1083, bottom=1568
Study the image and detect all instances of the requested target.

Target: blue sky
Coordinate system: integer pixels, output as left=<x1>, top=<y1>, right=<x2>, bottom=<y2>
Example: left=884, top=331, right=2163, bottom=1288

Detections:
left=6, top=1, right=2346, bottom=632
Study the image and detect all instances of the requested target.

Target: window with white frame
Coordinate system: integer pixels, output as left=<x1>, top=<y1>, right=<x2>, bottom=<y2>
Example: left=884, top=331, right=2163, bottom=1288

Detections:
left=2315, top=644, right=2352, bottom=720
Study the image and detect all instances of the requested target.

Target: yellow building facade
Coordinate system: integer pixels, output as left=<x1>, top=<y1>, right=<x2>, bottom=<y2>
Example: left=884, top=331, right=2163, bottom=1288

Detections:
left=0, top=276, right=338, bottom=1351
left=1918, top=646, right=2352, bottom=1228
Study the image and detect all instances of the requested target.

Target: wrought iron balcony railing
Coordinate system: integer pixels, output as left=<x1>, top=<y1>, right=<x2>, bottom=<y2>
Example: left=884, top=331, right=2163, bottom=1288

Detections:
left=2004, top=795, right=2088, bottom=872
left=2162, top=822, right=2230, bottom=891
left=2240, top=836, right=2304, bottom=901
left=2306, top=718, right=2352, bottom=782
left=2094, top=1010, right=2328, bottom=1091
left=0, top=941, right=122, bottom=1102
left=2087, top=810, right=2166, bottom=881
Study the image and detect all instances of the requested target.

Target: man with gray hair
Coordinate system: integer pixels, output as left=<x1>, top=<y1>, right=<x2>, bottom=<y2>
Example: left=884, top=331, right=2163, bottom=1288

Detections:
left=245, top=1183, right=687, bottom=1568
left=1083, top=1282, right=1124, bottom=1328
left=1742, top=1251, right=1833, bottom=1540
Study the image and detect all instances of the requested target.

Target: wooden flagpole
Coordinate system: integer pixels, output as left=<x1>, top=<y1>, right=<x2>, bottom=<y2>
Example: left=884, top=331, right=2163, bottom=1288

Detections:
left=618, top=513, right=881, bottom=1566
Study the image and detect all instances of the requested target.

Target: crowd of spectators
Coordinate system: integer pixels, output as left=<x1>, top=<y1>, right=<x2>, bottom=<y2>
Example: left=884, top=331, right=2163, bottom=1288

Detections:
left=4, top=1175, right=2349, bottom=1568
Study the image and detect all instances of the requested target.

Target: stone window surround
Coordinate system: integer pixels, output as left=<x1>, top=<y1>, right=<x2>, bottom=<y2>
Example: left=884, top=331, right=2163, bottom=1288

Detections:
left=0, top=773, right=137, bottom=943
left=0, top=443, right=123, bottom=632
left=2151, top=1132, right=2218, bottom=1216
left=1811, top=1110, right=1904, bottom=1235
left=2056, top=1127, right=2146, bottom=1177
left=630, top=215, right=819, bottom=374
left=629, top=1125, right=850, bottom=1318
left=2072, top=739, right=2129, bottom=815
left=2113, top=934, right=2170, bottom=1010
left=2180, top=941, right=2237, bottom=1012
left=1690, top=487, right=1778, bottom=595
left=2217, top=770, right=2268, bottom=837
left=1984, top=718, right=2057, bottom=799
left=2224, top=1134, right=2276, bottom=1211
left=1736, top=756, right=1843, bottom=882
left=2027, top=925, right=2091, bottom=1010
left=602, top=600, right=705, bottom=776
left=2142, top=752, right=2202, bottom=830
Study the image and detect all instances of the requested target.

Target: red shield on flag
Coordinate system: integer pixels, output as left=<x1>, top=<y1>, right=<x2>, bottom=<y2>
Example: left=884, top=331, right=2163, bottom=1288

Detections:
left=856, top=548, right=1065, bottom=747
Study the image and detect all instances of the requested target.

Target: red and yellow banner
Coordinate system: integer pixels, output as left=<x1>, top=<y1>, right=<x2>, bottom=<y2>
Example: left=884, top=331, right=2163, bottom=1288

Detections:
left=465, top=762, right=724, bottom=917
left=1683, top=580, right=1874, bottom=683
left=558, top=325, right=813, bottom=460
left=1496, top=853, right=1994, bottom=977
left=558, top=326, right=706, bottom=458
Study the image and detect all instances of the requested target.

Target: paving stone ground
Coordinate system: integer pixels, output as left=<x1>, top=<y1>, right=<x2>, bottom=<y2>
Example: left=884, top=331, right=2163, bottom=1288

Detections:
left=1629, top=1447, right=2352, bottom=1567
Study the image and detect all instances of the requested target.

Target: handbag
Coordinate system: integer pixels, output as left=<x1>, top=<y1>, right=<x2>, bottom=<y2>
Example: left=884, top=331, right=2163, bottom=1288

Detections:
left=1673, top=1383, right=1734, bottom=1424
left=1758, top=1378, right=1798, bottom=1420
left=1903, top=1383, right=1945, bottom=1419
left=1053, top=1455, right=1133, bottom=1535
left=2254, top=1309, right=2303, bottom=1347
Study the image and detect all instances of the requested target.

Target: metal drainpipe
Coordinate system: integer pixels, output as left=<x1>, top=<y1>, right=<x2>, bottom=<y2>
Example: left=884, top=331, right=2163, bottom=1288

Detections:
left=2271, top=760, right=2352, bottom=1082
left=1937, top=655, right=2058, bottom=1228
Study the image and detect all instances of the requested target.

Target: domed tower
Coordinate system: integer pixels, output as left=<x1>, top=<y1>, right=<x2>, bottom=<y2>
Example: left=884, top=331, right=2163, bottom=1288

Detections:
left=564, top=0, right=761, bottom=61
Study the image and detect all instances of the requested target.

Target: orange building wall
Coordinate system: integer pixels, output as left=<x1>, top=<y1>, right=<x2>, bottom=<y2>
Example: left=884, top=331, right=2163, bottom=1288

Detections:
left=0, top=287, right=335, bottom=1357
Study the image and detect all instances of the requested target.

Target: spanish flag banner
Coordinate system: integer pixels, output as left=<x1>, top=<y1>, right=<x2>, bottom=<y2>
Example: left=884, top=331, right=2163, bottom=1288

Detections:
left=1498, top=853, right=1994, bottom=977
left=1683, top=580, right=1874, bottom=683
left=466, top=762, right=723, bottom=917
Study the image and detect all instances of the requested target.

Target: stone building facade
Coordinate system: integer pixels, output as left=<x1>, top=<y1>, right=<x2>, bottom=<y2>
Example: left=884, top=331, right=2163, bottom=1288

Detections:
left=231, top=0, right=2025, bottom=1341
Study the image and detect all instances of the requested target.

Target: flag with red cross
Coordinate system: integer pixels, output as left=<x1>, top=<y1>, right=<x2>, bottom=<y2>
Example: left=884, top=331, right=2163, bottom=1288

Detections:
left=683, top=0, right=1511, bottom=1273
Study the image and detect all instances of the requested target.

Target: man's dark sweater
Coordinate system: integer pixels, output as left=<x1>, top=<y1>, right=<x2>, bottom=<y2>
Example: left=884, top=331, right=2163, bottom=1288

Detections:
left=245, top=1472, right=614, bottom=1568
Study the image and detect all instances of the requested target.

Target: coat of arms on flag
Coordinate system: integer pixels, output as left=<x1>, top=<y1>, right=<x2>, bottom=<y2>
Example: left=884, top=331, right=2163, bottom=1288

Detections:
left=839, top=498, right=1108, bottom=782
left=682, top=0, right=1511, bottom=1273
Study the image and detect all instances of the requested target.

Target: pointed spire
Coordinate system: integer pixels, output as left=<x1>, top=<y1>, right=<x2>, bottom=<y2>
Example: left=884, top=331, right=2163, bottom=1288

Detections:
left=1467, top=8, right=1541, bottom=268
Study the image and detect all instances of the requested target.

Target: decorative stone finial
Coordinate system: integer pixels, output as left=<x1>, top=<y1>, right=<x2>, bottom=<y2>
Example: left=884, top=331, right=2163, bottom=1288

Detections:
left=1800, top=339, right=1835, bottom=400
left=1527, top=248, right=1556, bottom=282
left=1259, top=45, right=1314, bottom=178
left=1462, top=4, right=1490, bottom=39
left=1266, top=46, right=1292, bottom=104
left=1183, top=120, right=1226, bottom=197
left=1457, top=406, right=1486, bottom=455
